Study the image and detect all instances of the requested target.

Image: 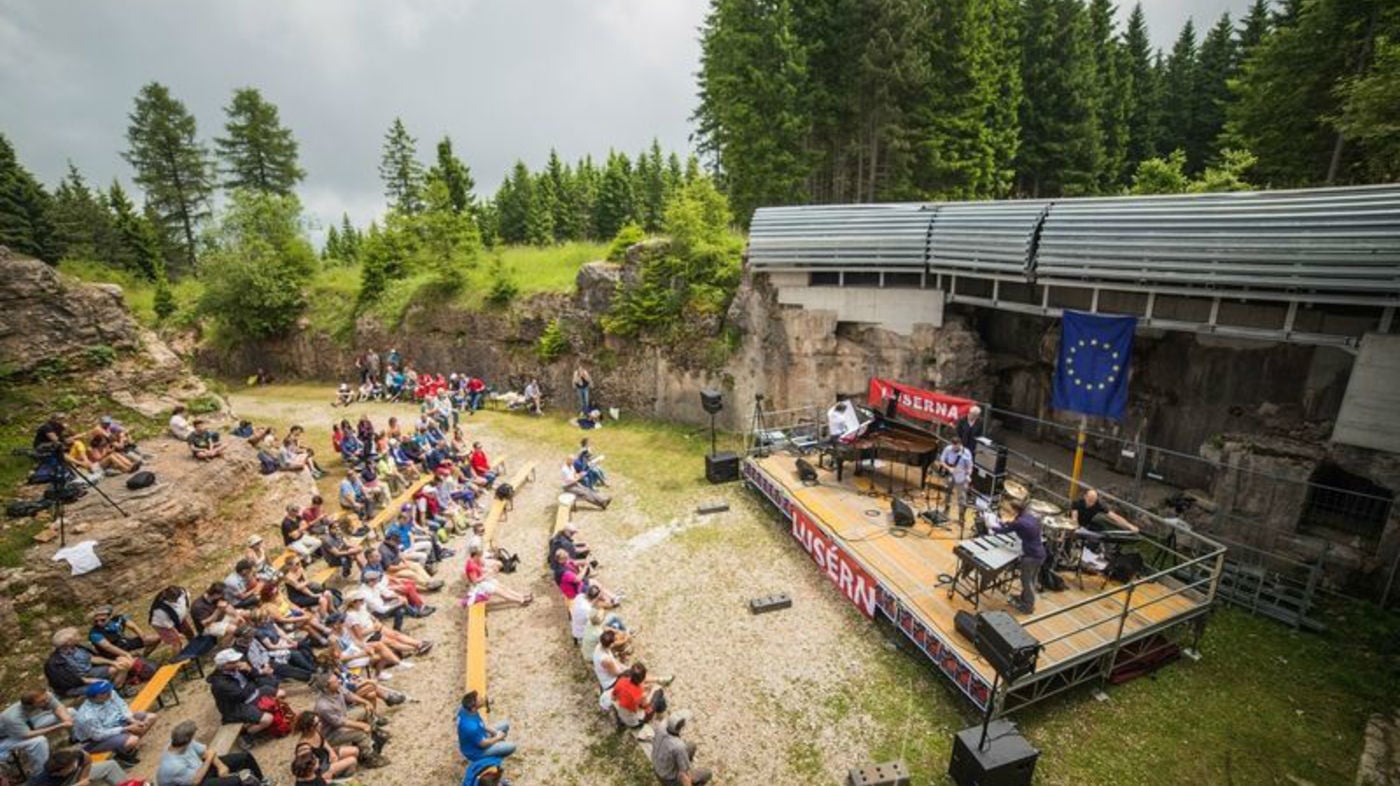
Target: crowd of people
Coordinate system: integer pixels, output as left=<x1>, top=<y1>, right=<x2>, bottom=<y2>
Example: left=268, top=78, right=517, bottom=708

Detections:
left=31, top=413, right=148, bottom=484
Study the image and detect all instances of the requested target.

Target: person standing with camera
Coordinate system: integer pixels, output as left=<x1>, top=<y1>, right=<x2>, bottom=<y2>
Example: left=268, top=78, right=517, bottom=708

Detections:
left=938, top=436, right=974, bottom=529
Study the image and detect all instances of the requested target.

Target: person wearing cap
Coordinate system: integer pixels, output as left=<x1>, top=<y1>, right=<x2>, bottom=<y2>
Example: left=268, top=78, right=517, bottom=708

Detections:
left=456, top=691, right=515, bottom=763
left=0, top=688, right=73, bottom=776
left=72, top=680, right=155, bottom=764
left=87, top=605, right=159, bottom=660
left=561, top=456, right=610, bottom=510
left=43, top=629, right=132, bottom=700
left=188, top=420, right=225, bottom=461
left=344, top=588, right=431, bottom=660
left=29, top=746, right=128, bottom=786
left=242, top=536, right=282, bottom=584
left=95, top=416, right=136, bottom=456
left=339, top=590, right=406, bottom=671
left=155, top=719, right=268, bottom=786
left=281, top=504, right=324, bottom=562
left=651, top=715, right=711, bottom=786
left=549, top=521, right=590, bottom=563
left=206, top=650, right=276, bottom=741
left=312, top=673, right=387, bottom=768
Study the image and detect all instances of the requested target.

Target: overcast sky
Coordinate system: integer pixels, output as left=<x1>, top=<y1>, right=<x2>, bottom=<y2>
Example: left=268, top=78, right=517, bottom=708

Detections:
left=0, top=0, right=1251, bottom=237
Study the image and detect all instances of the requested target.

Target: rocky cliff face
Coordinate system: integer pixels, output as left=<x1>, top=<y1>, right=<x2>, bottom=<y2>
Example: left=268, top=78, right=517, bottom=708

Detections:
left=0, top=246, right=140, bottom=373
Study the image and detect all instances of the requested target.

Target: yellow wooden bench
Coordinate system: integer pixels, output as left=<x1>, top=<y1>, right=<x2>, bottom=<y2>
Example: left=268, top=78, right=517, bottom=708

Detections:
left=208, top=722, right=244, bottom=756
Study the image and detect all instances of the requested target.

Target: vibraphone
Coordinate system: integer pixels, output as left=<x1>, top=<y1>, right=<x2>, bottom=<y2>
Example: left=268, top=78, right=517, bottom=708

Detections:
left=948, top=532, right=1022, bottom=609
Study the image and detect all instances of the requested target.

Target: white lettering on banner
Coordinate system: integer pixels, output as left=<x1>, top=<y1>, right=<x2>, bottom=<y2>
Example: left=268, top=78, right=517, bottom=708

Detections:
left=790, top=508, right=877, bottom=618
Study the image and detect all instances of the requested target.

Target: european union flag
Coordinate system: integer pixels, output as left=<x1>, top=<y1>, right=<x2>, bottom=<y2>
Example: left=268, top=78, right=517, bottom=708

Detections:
left=1051, top=311, right=1136, bottom=420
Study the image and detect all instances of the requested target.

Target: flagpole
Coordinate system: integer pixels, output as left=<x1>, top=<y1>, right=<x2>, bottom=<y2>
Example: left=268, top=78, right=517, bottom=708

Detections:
left=1069, top=415, right=1088, bottom=499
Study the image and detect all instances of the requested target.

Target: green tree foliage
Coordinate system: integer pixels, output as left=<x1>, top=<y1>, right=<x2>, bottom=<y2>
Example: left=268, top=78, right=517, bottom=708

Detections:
left=1237, top=0, right=1272, bottom=57
left=379, top=118, right=425, bottom=215
left=107, top=182, right=166, bottom=283
left=323, top=225, right=342, bottom=261
left=49, top=163, right=115, bottom=264
left=1123, top=4, right=1162, bottom=172
left=485, top=255, right=519, bottom=307
left=0, top=133, right=55, bottom=262
left=198, top=190, right=317, bottom=340
left=1191, top=14, right=1238, bottom=172
left=637, top=139, right=669, bottom=232
left=1088, top=0, right=1130, bottom=188
left=214, top=87, right=305, bottom=195
left=419, top=176, right=483, bottom=288
left=1017, top=0, right=1102, bottom=196
left=594, top=151, right=636, bottom=240
left=603, top=177, right=742, bottom=339
left=536, top=318, right=570, bottom=362
left=427, top=136, right=476, bottom=215
left=1160, top=20, right=1199, bottom=172
left=123, top=82, right=214, bottom=276
left=1131, top=147, right=1257, bottom=193
left=339, top=214, right=361, bottom=262
left=695, top=0, right=810, bottom=225
left=1333, top=33, right=1400, bottom=181
left=606, top=222, right=646, bottom=262
left=544, top=150, right=577, bottom=242
left=495, top=161, right=535, bottom=245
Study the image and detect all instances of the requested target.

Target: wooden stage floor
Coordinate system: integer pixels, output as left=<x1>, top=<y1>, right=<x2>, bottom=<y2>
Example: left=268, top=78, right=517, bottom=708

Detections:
left=746, top=454, right=1211, bottom=703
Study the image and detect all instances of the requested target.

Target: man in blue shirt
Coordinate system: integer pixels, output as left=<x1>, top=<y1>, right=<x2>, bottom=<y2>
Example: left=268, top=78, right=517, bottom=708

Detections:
left=456, top=691, right=515, bottom=763
left=155, top=720, right=266, bottom=786
left=938, top=436, right=974, bottom=531
left=990, top=499, right=1047, bottom=615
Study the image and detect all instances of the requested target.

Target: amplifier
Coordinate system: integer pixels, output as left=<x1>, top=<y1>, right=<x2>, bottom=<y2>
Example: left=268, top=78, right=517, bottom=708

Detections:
left=974, top=611, right=1040, bottom=682
left=971, top=442, right=1008, bottom=498
left=705, top=452, right=740, bottom=484
left=948, top=720, right=1039, bottom=786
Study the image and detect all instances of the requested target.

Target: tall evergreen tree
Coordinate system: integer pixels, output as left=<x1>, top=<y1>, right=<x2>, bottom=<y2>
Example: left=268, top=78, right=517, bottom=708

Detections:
left=1088, top=0, right=1131, bottom=187
left=1123, top=4, right=1162, bottom=171
left=379, top=118, right=426, bottom=215
left=1017, top=0, right=1102, bottom=196
left=495, top=161, right=535, bottom=245
left=526, top=171, right=556, bottom=246
left=214, top=87, right=305, bottom=195
left=427, top=136, right=475, bottom=215
left=123, top=82, right=214, bottom=275
left=50, top=163, right=116, bottom=264
left=695, top=0, right=810, bottom=225
left=638, top=140, right=668, bottom=232
left=543, top=150, right=576, bottom=242
left=850, top=0, right=928, bottom=201
left=107, top=181, right=165, bottom=282
left=1191, top=14, right=1238, bottom=171
left=594, top=151, right=636, bottom=239
left=1237, top=0, right=1273, bottom=57
left=1161, top=20, right=1199, bottom=166
left=0, top=134, right=55, bottom=262
left=339, top=213, right=361, bottom=262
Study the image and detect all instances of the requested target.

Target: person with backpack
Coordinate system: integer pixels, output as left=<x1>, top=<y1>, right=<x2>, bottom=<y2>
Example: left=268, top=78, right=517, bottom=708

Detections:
left=311, top=673, right=388, bottom=769
left=148, top=586, right=200, bottom=657
left=44, top=629, right=133, bottom=700
left=206, top=650, right=279, bottom=745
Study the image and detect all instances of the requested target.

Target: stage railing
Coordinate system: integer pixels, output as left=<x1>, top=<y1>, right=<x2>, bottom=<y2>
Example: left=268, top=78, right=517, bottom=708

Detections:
left=742, top=403, right=827, bottom=456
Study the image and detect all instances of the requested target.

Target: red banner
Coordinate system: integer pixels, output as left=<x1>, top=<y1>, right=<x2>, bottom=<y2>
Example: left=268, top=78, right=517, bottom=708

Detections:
left=867, top=377, right=975, bottom=426
left=790, top=507, right=878, bottom=618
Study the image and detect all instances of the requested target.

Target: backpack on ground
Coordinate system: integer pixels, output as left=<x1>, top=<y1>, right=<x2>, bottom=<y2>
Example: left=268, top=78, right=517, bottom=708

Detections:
left=494, top=483, right=514, bottom=501
left=126, top=471, right=156, bottom=490
left=256, top=451, right=280, bottom=475
left=255, top=694, right=295, bottom=737
left=494, top=547, right=520, bottom=574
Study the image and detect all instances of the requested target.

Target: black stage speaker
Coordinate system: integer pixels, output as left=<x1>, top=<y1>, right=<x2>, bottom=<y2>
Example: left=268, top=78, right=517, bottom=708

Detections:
left=974, top=611, right=1040, bottom=682
left=700, top=389, right=724, bottom=415
left=972, top=441, right=1009, bottom=499
left=891, top=496, right=916, bottom=528
left=948, top=720, right=1039, bottom=786
left=795, top=457, right=819, bottom=485
left=705, top=451, right=740, bottom=484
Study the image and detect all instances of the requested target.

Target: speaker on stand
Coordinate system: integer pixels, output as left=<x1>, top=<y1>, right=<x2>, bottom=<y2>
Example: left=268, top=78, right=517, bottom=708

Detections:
left=948, top=611, right=1042, bottom=786
left=700, top=389, right=739, bottom=484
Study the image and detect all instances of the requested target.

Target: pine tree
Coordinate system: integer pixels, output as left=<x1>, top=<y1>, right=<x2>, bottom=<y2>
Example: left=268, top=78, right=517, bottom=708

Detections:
left=49, top=162, right=116, bottom=264
left=123, top=82, right=214, bottom=275
left=107, top=181, right=166, bottom=282
left=638, top=139, right=668, bottom=232
left=1088, top=0, right=1131, bottom=188
left=1017, top=0, right=1103, bottom=196
left=1123, top=4, right=1162, bottom=171
left=339, top=213, right=361, bottom=262
left=1161, top=20, right=1199, bottom=168
left=0, top=133, right=55, bottom=262
left=379, top=118, right=425, bottom=215
left=572, top=155, right=600, bottom=240
left=1335, top=34, right=1400, bottom=181
left=215, top=87, right=305, bottom=196
left=323, top=225, right=342, bottom=261
left=594, top=151, right=636, bottom=240
left=1237, top=0, right=1272, bottom=57
left=427, top=136, right=475, bottom=215
left=543, top=150, right=576, bottom=242
left=495, top=161, right=535, bottom=245
left=526, top=172, right=555, bottom=246
left=695, top=0, right=810, bottom=225
left=1191, top=14, right=1238, bottom=172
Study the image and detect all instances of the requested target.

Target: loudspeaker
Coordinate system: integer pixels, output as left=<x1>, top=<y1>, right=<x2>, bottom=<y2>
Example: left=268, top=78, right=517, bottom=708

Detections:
left=700, top=389, right=724, bottom=415
left=948, top=720, right=1039, bottom=786
left=796, top=458, right=819, bottom=485
left=972, top=442, right=1008, bottom=499
left=974, top=611, right=1040, bottom=682
left=891, top=497, right=916, bottom=528
left=705, top=452, right=740, bottom=483
left=953, top=610, right=979, bottom=643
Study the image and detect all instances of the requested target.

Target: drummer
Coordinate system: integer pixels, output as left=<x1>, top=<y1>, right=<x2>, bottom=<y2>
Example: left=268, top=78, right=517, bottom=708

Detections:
left=1070, top=488, right=1139, bottom=546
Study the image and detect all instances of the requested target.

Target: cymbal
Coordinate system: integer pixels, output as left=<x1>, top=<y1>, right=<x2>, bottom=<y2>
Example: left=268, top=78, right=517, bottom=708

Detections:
left=1028, top=499, right=1063, bottom=517
left=1003, top=478, right=1030, bottom=500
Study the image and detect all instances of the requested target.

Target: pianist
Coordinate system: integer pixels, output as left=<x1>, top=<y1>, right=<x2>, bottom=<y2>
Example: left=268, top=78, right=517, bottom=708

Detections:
left=1070, top=488, right=1140, bottom=549
left=826, top=400, right=872, bottom=444
left=989, top=498, right=1046, bottom=615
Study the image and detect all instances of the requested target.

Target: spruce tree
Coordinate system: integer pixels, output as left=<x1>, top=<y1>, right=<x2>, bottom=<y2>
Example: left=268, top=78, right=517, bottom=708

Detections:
left=594, top=151, right=636, bottom=240
left=639, top=139, right=668, bottom=232
left=1161, top=20, right=1199, bottom=169
left=544, top=150, right=576, bottom=242
left=1237, top=0, right=1272, bottom=57
left=123, top=82, right=214, bottom=275
left=427, top=136, right=475, bottom=215
left=0, top=133, right=55, bottom=262
left=1017, top=0, right=1102, bottom=196
left=1088, top=0, right=1131, bottom=188
left=107, top=181, right=165, bottom=282
left=339, top=213, right=361, bottom=262
left=1191, top=14, right=1238, bottom=172
left=379, top=118, right=425, bottom=215
left=323, top=225, right=342, bottom=261
left=1123, top=4, right=1161, bottom=172
left=495, top=161, right=535, bottom=245
left=50, top=162, right=116, bottom=264
left=215, top=87, right=305, bottom=195
left=526, top=172, right=556, bottom=246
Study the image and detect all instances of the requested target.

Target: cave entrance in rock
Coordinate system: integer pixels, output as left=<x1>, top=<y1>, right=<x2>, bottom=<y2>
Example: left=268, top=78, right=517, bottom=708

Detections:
left=1299, top=462, right=1394, bottom=540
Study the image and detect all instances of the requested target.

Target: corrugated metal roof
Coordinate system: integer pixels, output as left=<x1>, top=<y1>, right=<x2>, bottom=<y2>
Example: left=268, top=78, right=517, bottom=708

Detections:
left=747, top=185, right=1400, bottom=303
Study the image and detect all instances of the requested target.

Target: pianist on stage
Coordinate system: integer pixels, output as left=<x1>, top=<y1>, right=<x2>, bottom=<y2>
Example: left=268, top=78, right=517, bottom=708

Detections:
left=1070, top=488, right=1140, bottom=548
left=937, top=435, right=974, bottom=528
left=989, top=498, right=1046, bottom=615
left=827, top=399, right=875, bottom=444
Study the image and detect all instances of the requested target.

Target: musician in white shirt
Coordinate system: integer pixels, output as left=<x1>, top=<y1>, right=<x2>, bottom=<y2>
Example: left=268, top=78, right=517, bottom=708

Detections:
left=938, top=436, right=974, bottom=529
left=827, top=400, right=870, bottom=443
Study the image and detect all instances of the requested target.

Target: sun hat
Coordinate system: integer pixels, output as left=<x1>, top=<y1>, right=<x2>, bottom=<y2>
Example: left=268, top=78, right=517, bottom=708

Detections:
left=214, top=649, right=243, bottom=666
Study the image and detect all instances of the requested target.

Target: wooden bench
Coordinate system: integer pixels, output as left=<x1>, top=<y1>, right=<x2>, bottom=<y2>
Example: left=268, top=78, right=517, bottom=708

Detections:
left=208, top=722, right=244, bottom=756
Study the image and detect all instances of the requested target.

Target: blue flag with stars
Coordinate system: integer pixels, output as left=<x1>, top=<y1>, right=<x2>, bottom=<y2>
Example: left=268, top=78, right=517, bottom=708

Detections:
left=1051, top=311, right=1136, bottom=420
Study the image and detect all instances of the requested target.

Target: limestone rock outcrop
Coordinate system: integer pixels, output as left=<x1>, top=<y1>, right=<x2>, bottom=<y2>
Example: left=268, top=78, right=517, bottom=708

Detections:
left=0, top=248, right=141, bottom=374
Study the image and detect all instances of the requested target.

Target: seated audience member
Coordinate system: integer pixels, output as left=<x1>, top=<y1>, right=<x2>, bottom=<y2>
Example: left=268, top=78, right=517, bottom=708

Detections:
left=188, top=420, right=225, bottom=460
left=365, top=539, right=437, bottom=593
left=651, top=715, right=712, bottom=786
left=550, top=521, right=590, bottom=562
left=0, top=688, right=72, bottom=775
left=292, top=712, right=358, bottom=783
left=155, top=720, right=267, bottom=786
left=72, top=681, right=155, bottom=765
left=312, top=673, right=388, bottom=769
left=87, top=604, right=158, bottom=660
left=344, top=590, right=431, bottom=659
left=456, top=691, right=515, bottom=763
left=281, top=559, right=335, bottom=616
left=44, top=629, right=132, bottom=699
left=206, top=650, right=277, bottom=743
left=338, top=471, right=369, bottom=519
left=570, top=585, right=618, bottom=644
left=63, top=437, right=105, bottom=482
left=249, top=608, right=318, bottom=673
left=466, top=376, right=487, bottom=413
left=95, top=416, right=136, bottom=454
left=362, top=570, right=435, bottom=631
left=576, top=408, right=604, bottom=430
left=462, top=546, right=532, bottom=608
left=579, top=607, right=629, bottom=663
left=234, top=626, right=308, bottom=687
left=83, top=433, right=139, bottom=475
left=591, top=629, right=628, bottom=711
left=523, top=379, right=542, bottom=415
left=612, top=662, right=669, bottom=729
left=320, top=518, right=367, bottom=579
left=281, top=504, right=324, bottom=562
left=576, top=437, right=607, bottom=488
left=33, top=414, right=73, bottom=451
left=148, top=586, right=201, bottom=656
left=191, top=584, right=246, bottom=646
left=334, top=382, right=353, bottom=408
left=560, top=456, right=610, bottom=510
left=30, top=747, right=128, bottom=786
left=168, top=406, right=193, bottom=442
left=553, top=549, right=622, bottom=608
left=468, top=443, right=501, bottom=485
left=291, top=750, right=329, bottom=786
left=223, top=560, right=270, bottom=610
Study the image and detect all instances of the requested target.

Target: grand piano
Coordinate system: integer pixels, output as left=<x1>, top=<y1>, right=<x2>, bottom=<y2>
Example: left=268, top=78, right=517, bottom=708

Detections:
left=830, top=417, right=942, bottom=488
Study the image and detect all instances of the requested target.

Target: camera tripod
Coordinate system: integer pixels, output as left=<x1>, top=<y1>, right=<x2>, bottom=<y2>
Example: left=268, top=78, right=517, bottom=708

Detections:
left=22, top=445, right=126, bottom=547
left=747, top=394, right=771, bottom=457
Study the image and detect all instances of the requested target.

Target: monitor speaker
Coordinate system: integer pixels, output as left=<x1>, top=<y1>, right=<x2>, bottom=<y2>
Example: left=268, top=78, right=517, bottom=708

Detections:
left=795, top=457, right=819, bottom=485
left=705, top=451, right=740, bottom=484
left=891, top=496, right=916, bottom=528
left=700, top=389, right=724, bottom=415
left=948, top=720, right=1039, bottom=786
left=974, top=611, right=1040, bottom=682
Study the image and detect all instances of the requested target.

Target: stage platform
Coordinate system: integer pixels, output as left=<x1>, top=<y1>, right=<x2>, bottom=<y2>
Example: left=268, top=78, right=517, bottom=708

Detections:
left=744, top=453, right=1226, bottom=714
